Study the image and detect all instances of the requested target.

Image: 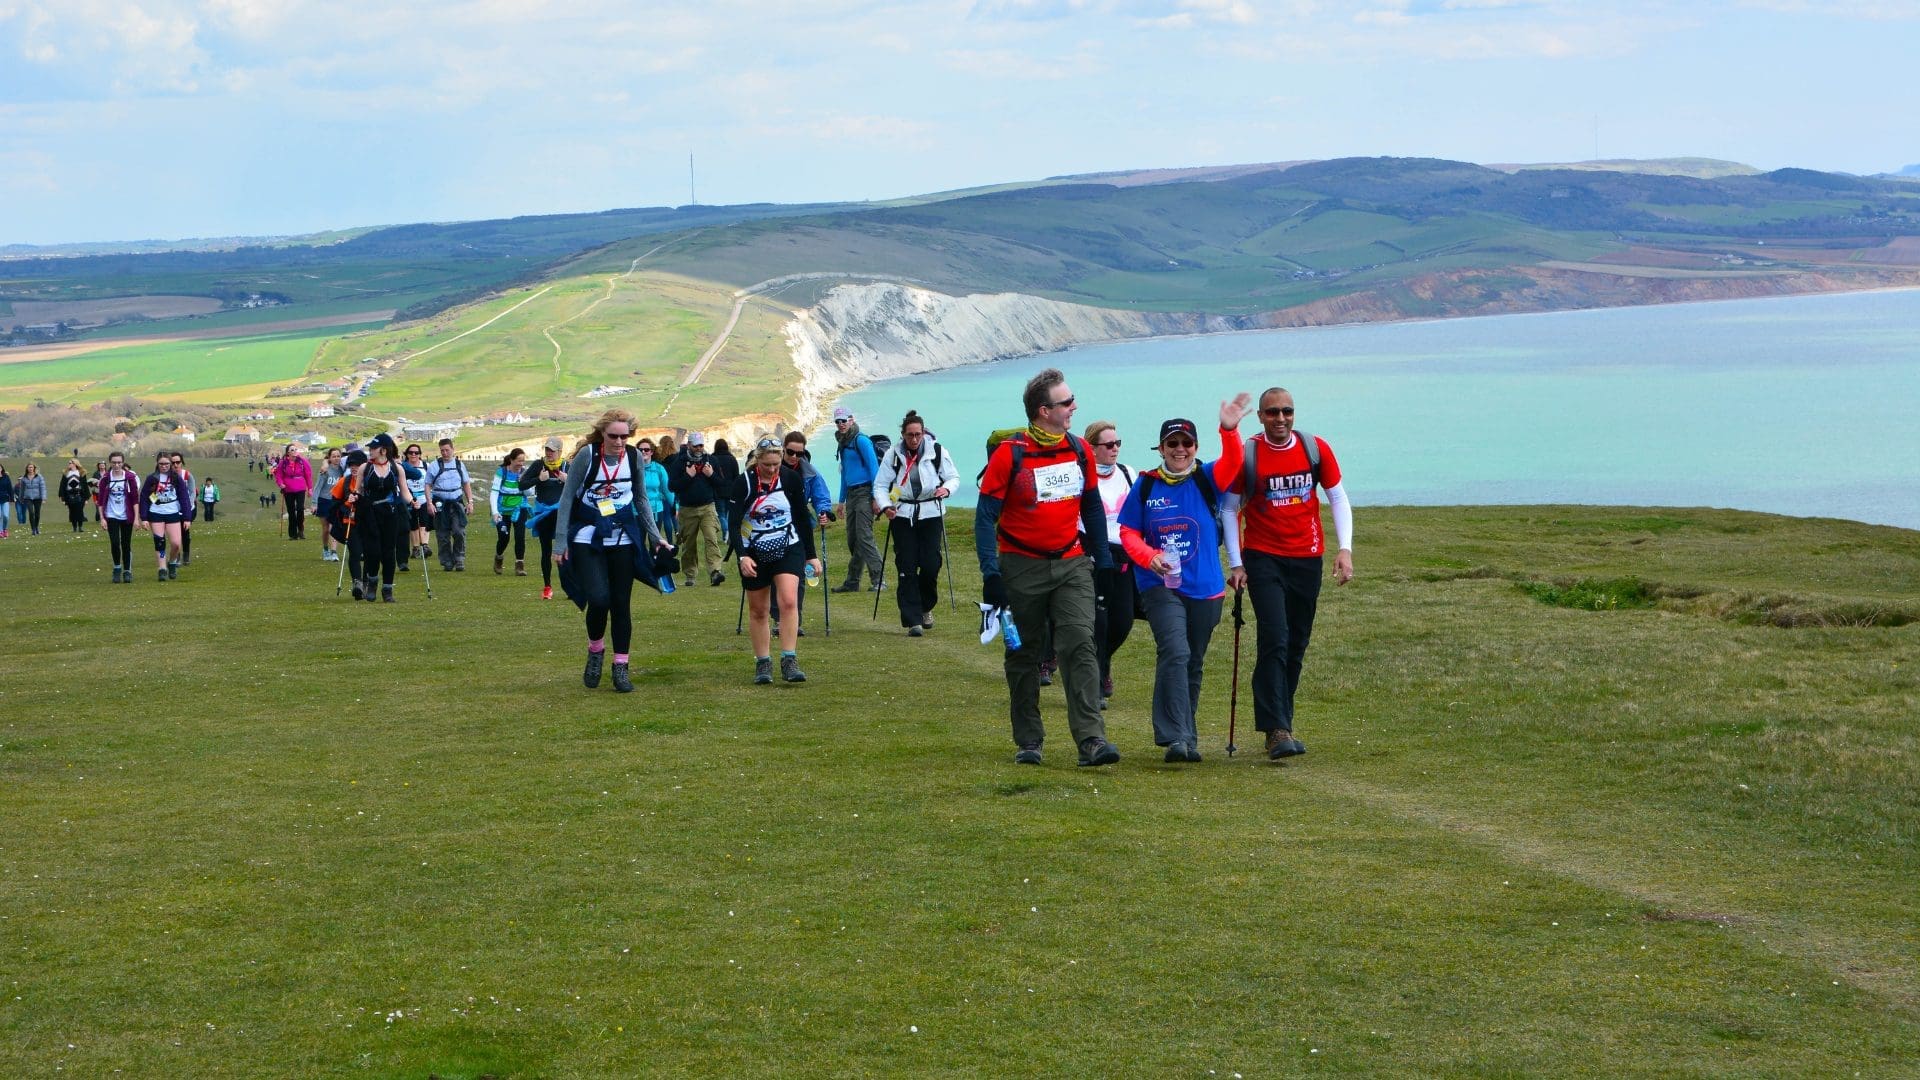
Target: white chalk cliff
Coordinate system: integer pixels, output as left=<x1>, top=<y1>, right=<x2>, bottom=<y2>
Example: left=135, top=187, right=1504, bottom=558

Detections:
left=785, top=282, right=1257, bottom=429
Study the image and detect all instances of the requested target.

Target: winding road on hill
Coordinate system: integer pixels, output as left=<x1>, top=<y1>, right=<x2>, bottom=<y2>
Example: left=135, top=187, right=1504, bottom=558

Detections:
left=540, top=242, right=678, bottom=380
left=677, top=272, right=917, bottom=390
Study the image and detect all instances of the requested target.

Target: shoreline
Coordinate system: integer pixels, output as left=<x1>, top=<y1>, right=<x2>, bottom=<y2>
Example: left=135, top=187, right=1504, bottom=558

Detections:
left=772, top=271, right=1920, bottom=435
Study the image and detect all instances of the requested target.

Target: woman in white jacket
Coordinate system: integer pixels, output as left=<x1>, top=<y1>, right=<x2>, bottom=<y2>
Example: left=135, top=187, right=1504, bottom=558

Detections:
left=873, top=410, right=961, bottom=636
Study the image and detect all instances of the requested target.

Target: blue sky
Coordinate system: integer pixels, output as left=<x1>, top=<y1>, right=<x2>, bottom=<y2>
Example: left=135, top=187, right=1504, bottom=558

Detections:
left=2, top=0, right=1917, bottom=245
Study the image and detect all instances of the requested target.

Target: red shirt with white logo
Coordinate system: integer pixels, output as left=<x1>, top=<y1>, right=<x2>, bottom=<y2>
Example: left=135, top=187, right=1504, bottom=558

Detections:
left=979, top=433, right=1098, bottom=560
left=1228, top=434, right=1341, bottom=558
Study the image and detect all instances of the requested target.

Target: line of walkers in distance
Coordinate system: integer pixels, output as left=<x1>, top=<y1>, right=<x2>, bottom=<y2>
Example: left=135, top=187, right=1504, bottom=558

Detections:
left=0, top=458, right=222, bottom=542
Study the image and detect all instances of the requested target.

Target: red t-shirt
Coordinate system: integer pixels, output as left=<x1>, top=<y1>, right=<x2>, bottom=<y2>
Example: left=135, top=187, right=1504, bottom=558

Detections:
left=1229, top=434, right=1342, bottom=558
left=979, top=434, right=1098, bottom=559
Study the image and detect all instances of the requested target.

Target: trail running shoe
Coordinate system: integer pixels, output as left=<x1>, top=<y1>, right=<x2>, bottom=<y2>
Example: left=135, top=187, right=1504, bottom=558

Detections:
left=381, top=586, right=395, bottom=603
left=1077, top=737, right=1121, bottom=767
left=167, top=564, right=178, bottom=580
left=158, top=568, right=167, bottom=582
left=754, top=658, right=774, bottom=685
left=780, top=655, right=806, bottom=683
left=1266, top=730, right=1306, bottom=760
left=111, top=567, right=123, bottom=583
left=710, top=570, right=726, bottom=587
left=907, top=626, right=923, bottom=637
left=611, top=662, right=633, bottom=693
left=1014, top=744, right=1043, bottom=765
left=583, top=650, right=604, bottom=689
left=541, top=586, right=553, bottom=600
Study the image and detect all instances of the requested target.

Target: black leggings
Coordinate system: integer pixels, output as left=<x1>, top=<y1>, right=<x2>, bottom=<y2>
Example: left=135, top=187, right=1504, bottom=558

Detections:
left=495, top=513, right=527, bottom=560
left=534, top=511, right=558, bottom=586
left=23, top=500, right=42, bottom=532
left=1095, top=542, right=1138, bottom=683
left=570, top=541, right=636, bottom=652
left=285, top=491, right=306, bottom=539
left=67, top=499, right=87, bottom=530
left=359, top=506, right=402, bottom=586
left=107, top=518, right=134, bottom=567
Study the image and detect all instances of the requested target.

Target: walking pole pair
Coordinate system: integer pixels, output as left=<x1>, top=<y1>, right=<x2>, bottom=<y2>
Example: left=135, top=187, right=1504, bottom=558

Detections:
left=870, top=510, right=892, bottom=620
left=936, top=498, right=956, bottom=613
left=1226, top=584, right=1246, bottom=757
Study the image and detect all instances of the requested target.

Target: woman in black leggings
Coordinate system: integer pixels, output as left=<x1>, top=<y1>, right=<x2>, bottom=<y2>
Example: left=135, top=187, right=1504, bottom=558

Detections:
left=554, top=410, right=668, bottom=693
left=347, top=436, right=422, bottom=603
left=519, top=436, right=568, bottom=599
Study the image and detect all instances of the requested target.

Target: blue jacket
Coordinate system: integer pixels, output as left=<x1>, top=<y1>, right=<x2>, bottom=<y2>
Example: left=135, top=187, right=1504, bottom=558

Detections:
left=835, top=432, right=878, bottom=498
left=1117, top=467, right=1228, bottom=601
left=642, top=460, right=675, bottom=517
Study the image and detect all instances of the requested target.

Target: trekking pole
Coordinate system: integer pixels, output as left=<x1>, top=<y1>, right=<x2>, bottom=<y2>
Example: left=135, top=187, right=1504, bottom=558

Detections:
left=937, top=498, right=956, bottom=613
left=419, top=519, right=434, bottom=601
left=735, top=577, right=747, bottom=635
left=819, top=521, right=831, bottom=637
left=334, top=517, right=354, bottom=597
left=871, top=513, right=892, bottom=620
left=1226, top=584, right=1245, bottom=757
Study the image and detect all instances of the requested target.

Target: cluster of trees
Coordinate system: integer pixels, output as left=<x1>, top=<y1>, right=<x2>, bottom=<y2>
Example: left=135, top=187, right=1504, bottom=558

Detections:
left=0, top=397, right=248, bottom=457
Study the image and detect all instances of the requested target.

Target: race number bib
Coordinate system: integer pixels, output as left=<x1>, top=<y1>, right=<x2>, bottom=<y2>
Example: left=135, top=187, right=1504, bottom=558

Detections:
left=598, top=499, right=617, bottom=517
left=1031, top=460, right=1084, bottom=504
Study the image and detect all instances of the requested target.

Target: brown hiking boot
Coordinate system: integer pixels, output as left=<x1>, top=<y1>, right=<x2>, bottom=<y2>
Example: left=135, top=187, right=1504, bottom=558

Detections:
left=514, top=559, right=526, bottom=576
left=494, top=556, right=504, bottom=575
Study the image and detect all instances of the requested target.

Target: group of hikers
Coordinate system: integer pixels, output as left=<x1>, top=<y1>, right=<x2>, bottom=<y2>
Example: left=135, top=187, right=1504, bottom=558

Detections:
left=1, top=452, right=220, bottom=581
left=15, top=364, right=1351, bottom=766
left=513, top=367, right=1352, bottom=770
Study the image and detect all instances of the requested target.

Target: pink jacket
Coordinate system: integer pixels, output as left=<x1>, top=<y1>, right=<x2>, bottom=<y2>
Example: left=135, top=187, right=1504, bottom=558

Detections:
left=273, top=455, right=314, bottom=494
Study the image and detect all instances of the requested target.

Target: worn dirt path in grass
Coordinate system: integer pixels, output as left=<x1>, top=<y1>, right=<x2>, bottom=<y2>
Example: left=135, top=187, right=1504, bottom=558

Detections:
left=1323, top=774, right=1920, bottom=1018
left=0, top=310, right=395, bottom=364
left=541, top=244, right=674, bottom=381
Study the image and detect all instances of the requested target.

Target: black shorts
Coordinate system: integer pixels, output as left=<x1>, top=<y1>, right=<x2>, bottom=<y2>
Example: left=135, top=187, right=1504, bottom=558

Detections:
left=411, top=504, right=433, bottom=529
left=742, top=547, right=804, bottom=591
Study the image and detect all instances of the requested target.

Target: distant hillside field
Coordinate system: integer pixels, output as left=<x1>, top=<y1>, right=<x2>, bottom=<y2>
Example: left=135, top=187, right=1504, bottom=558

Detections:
left=7, top=157, right=1920, bottom=437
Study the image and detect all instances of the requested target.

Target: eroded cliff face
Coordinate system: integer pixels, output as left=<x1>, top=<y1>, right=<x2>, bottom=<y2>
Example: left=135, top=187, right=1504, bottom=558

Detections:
left=783, top=270, right=1920, bottom=429
left=784, top=284, right=1258, bottom=428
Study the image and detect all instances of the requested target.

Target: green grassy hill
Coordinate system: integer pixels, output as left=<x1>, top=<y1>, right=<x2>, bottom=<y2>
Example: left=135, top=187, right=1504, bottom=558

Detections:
left=2, top=484, right=1916, bottom=1076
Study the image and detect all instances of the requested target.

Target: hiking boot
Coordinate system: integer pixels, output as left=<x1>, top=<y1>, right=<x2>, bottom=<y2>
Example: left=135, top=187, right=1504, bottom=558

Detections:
left=398, top=560, right=410, bottom=572
left=541, top=585, right=554, bottom=600
left=1077, top=737, right=1121, bottom=767
left=1185, top=743, right=1204, bottom=763
left=157, top=568, right=168, bottom=582
left=684, top=575, right=696, bottom=588
left=710, top=570, right=726, bottom=587
left=869, top=579, right=886, bottom=592
left=167, top=564, right=178, bottom=580
left=351, top=580, right=365, bottom=601
left=111, top=567, right=123, bottom=583
left=1014, top=743, right=1043, bottom=765
left=1165, top=743, right=1188, bottom=763
left=907, top=625, right=923, bottom=637
left=753, top=657, right=774, bottom=685
left=921, top=613, right=934, bottom=629
left=494, top=556, right=504, bottom=575
left=781, top=655, right=806, bottom=683
left=611, top=662, right=633, bottom=693
left=1101, top=674, right=1114, bottom=700
left=831, top=580, right=862, bottom=593
left=381, top=586, right=395, bottom=603
left=514, top=559, right=527, bottom=576
left=583, top=650, right=605, bottom=689
left=454, top=562, right=466, bottom=572
left=363, top=577, right=380, bottom=601
left=1266, top=730, right=1306, bottom=760
left=1038, top=659, right=1055, bottom=687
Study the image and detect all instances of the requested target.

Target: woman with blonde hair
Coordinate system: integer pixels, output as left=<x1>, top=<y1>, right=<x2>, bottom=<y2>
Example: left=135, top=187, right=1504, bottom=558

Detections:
left=729, top=441, right=821, bottom=684
left=60, top=459, right=92, bottom=533
left=555, top=409, right=671, bottom=693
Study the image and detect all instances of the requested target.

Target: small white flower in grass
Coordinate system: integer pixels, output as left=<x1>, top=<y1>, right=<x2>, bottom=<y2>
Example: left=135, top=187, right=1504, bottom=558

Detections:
left=909, top=1025, right=919, bottom=1033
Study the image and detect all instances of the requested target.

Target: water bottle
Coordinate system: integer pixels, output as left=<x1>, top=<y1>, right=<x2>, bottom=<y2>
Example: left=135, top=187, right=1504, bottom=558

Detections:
left=1001, top=607, right=1023, bottom=651
left=1162, top=546, right=1182, bottom=591
left=803, top=562, right=819, bottom=588
left=659, top=571, right=676, bottom=594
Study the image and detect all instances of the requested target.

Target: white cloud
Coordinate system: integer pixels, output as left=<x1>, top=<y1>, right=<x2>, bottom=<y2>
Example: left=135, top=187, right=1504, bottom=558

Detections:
left=942, top=45, right=1105, bottom=78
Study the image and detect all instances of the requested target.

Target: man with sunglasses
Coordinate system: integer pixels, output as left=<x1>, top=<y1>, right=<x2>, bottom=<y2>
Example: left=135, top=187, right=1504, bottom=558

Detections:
left=829, top=407, right=883, bottom=593
left=1221, top=387, right=1354, bottom=760
left=976, top=367, right=1120, bottom=767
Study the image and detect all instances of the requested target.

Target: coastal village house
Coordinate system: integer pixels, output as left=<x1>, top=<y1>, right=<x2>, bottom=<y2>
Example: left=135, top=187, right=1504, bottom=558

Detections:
left=223, top=425, right=261, bottom=445
left=173, top=425, right=197, bottom=442
left=308, top=402, right=336, bottom=418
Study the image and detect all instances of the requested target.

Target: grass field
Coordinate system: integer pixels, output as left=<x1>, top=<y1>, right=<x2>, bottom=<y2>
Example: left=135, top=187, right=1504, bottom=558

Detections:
left=0, top=323, right=386, bottom=408
left=2, top=469, right=1915, bottom=1077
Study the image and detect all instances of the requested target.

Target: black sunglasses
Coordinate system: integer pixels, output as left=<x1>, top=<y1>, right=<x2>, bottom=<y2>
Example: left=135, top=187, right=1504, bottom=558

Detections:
left=1261, top=406, right=1295, bottom=418
left=1096, top=439, right=1121, bottom=449
left=1161, top=438, right=1196, bottom=449
left=1045, top=396, right=1075, bottom=409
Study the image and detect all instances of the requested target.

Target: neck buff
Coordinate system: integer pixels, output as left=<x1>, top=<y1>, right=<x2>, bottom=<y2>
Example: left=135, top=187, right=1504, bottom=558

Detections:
left=1025, top=424, right=1064, bottom=449
left=1158, top=461, right=1197, bottom=482
left=1096, top=463, right=1115, bottom=477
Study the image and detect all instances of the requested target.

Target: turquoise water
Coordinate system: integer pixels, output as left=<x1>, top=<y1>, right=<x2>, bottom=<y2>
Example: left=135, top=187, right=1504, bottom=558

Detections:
left=821, top=288, right=1920, bottom=529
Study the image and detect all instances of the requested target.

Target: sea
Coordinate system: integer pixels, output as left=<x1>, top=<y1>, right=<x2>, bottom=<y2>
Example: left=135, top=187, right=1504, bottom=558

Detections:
left=815, top=287, right=1920, bottom=530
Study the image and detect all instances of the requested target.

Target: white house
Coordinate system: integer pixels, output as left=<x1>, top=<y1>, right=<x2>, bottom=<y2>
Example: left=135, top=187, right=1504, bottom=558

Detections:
left=308, top=402, right=336, bottom=419
left=223, top=425, right=261, bottom=444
